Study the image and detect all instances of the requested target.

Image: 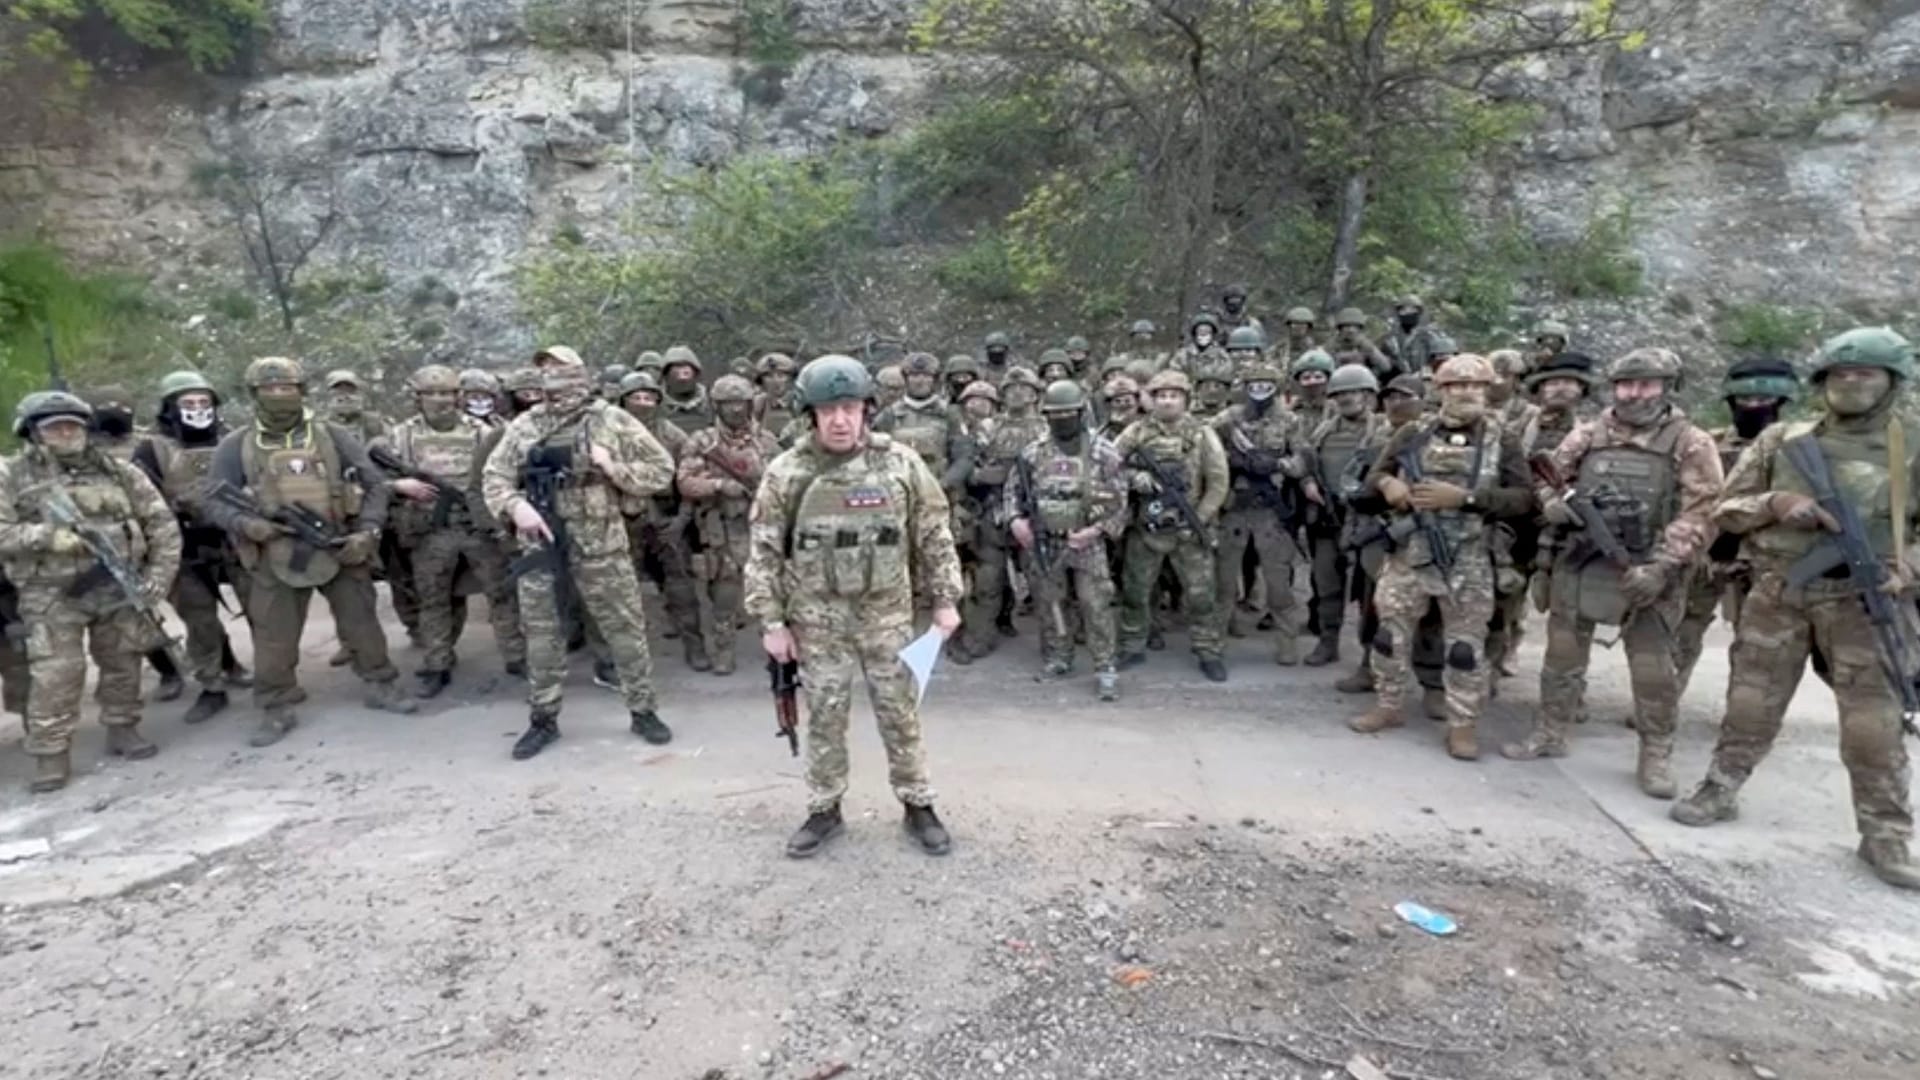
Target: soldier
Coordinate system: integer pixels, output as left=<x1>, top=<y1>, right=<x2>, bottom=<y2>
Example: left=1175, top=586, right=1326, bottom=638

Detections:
left=0, top=391, right=182, bottom=792
left=1036, top=348, right=1075, bottom=387
left=754, top=352, right=800, bottom=442
left=505, top=367, right=545, bottom=418
left=617, top=370, right=702, bottom=657
left=1224, top=325, right=1268, bottom=382
left=981, top=331, right=1018, bottom=383
left=1220, top=283, right=1262, bottom=334
left=1350, top=355, right=1532, bottom=759
left=322, top=369, right=389, bottom=443
left=938, top=355, right=974, bottom=399
left=1279, top=307, right=1318, bottom=367
left=1332, top=371, right=1421, bottom=695
left=1063, top=336, right=1094, bottom=381
left=874, top=353, right=969, bottom=494
left=1115, top=319, right=1164, bottom=373
left=1425, top=333, right=1461, bottom=373
left=1099, top=375, right=1141, bottom=442
left=1385, top=295, right=1440, bottom=375
left=460, top=368, right=505, bottom=425
left=660, top=345, right=713, bottom=434
left=1486, top=350, right=1539, bottom=434
left=130, top=371, right=253, bottom=726
left=676, top=375, right=782, bottom=676
left=1331, top=308, right=1397, bottom=380
left=875, top=364, right=907, bottom=411
left=379, top=365, right=525, bottom=698
left=88, top=384, right=186, bottom=699
left=1519, top=351, right=1598, bottom=458
left=1212, top=362, right=1310, bottom=664
left=0, top=570, right=23, bottom=720
left=1503, top=348, right=1723, bottom=798
left=1170, top=311, right=1225, bottom=377
left=481, top=352, right=678, bottom=760
left=319, top=369, right=413, bottom=652
left=633, top=349, right=666, bottom=380
left=1006, top=381, right=1127, bottom=699
left=1289, top=348, right=1336, bottom=434
left=200, top=357, right=419, bottom=747
left=1532, top=319, right=1571, bottom=369
left=1113, top=370, right=1230, bottom=680
left=1669, top=328, right=1920, bottom=889
left=1672, top=356, right=1800, bottom=697
left=744, top=355, right=962, bottom=858
left=954, top=367, right=1047, bottom=661
left=1190, top=358, right=1236, bottom=422
left=1304, top=364, right=1392, bottom=667
left=1485, top=348, right=1542, bottom=679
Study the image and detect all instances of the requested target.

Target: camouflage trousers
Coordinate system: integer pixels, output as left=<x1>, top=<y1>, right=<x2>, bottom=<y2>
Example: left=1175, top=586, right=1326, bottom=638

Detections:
left=520, top=551, right=655, bottom=715
left=1309, top=530, right=1350, bottom=635
left=1699, top=571, right=1913, bottom=841
left=1119, top=528, right=1219, bottom=659
left=1214, top=508, right=1303, bottom=644
left=694, top=518, right=752, bottom=662
left=172, top=557, right=249, bottom=691
left=1031, top=545, right=1117, bottom=669
left=1537, top=566, right=1680, bottom=743
left=1, top=576, right=28, bottom=715
left=1486, top=589, right=1529, bottom=676
left=16, top=583, right=152, bottom=755
left=382, top=532, right=420, bottom=636
left=414, top=527, right=524, bottom=674
left=1673, top=562, right=1750, bottom=700
left=251, top=565, right=400, bottom=710
left=1372, top=555, right=1493, bottom=727
left=961, top=524, right=1024, bottom=652
left=631, top=515, right=699, bottom=644
left=795, top=600, right=934, bottom=813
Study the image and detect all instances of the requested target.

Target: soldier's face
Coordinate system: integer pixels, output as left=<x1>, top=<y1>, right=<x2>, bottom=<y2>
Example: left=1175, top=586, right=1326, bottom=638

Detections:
left=906, top=372, right=937, bottom=398
left=964, top=397, right=995, bottom=421
left=1132, top=331, right=1153, bottom=344
left=1611, top=378, right=1665, bottom=404
left=762, top=372, right=793, bottom=397
left=1824, top=367, right=1893, bottom=416
left=1223, top=294, right=1245, bottom=315
left=949, top=373, right=975, bottom=393
left=1108, top=393, right=1137, bottom=418
left=666, top=364, right=697, bottom=388
left=717, top=400, right=753, bottom=428
left=514, top=390, right=545, bottom=410
left=176, top=392, right=217, bottom=429
left=1287, top=322, right=1312, bottom=338
left=1536, top=378, right=1583, bottom=408
left=986, top=346, right=1009, bottom=364
left=1385, top=394, right=1423, bottom=425
left=329, top=386, right=363, bottom=413
left=624, top=390, right=659, bottom=419
left=34, top=417, right=88, bottom=456
left=1004, top=385, right=1037, bottom=411
left=1041, top=365, right=1069, bottom=383
left=1535, top=335, right=1565, bottom=354
left=1296, top=371, right=1329, bottom=397
left=1150, top=388, right=1187, bottom=421
left=813, top=400, right=866, bottom=452
left=1066, top=350, right=1088, bottom=368
left=1192, top=326, right=1215, bottom=347
left=1334, top=390, right=1371, bottom=418
left=1337, top=324, right=1361, bottom=341
left=418, top=389, right=458, bottom=421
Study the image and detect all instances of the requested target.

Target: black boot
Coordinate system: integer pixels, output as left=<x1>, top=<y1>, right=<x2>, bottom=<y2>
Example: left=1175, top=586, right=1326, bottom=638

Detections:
left=512, top=712, right=561, bottom=760
left=414, top=670, right=451, bottom=699
left=149, top=648, right=185, bottom=702
left=630, top=710, right=673, bottom=745
left=592, top=660, right=620, bottom=690
left=1303, top=632, right=1340, bottom=667
left=504, top=659, right=528, bottom=679
left=183, top=689, right=229, bottom=725
left=1198, top=657, right=1228, bottom=683
left=220, top=640, right=253, bottom=688
left=903, top=804, right=952, bottom=855
left=786, top=804, right=844, bottom=858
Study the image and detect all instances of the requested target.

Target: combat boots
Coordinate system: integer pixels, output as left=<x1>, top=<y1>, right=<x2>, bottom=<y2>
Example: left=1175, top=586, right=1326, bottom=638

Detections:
left=1422, top=687, right=1448, bottom=722
left=183, top=689, right=229, bottom=725
left=1349, top=704, right=1404, bottom=734
left=105, top=725, right=158, bottom=760
left=1096, top=666, right=1119, bottom=702
left=630, top=710, right=673, bottom=745
left=30, top=751, right=70, bottom=794
left=1273, top=633, right=1301, bottom=667
left=1303, top=632, right=1339, bottom=667
left=1334, top=655, right=1375, bottom=694
left=1858, top=838, right=1920, bottom=890
left=903, top=804, right=952, bottom=855
left=414, top=670, right=451, bottom=699
left=1670, top=778, right=1740, bottom=827
left=710, top=648, right=736, bottom=676
left=365, top=679, right=419, bottom=715
left=1445, top=723, right=1479, bottom=761
left=249, top=707, right=298, bottom=748
left=1636, top=739, right=1677, bottom=800
left=328, top=643, right=353, bottom=667
left=684, top=636, right=712, bottom=673
left=512, top=711, right=560, bottom=760
left=1198, top=657, right=1228, bottom=683
left=1500, top=726, right=1569, bottom=761
left=786, top=804, right=844, bottom=858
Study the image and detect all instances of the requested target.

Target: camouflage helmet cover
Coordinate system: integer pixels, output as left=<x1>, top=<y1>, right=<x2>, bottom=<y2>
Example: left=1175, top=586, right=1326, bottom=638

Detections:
left=710, top=374, right=756, bottom=403
left=1144, top=370, right=1192, bottom=396
left=1002, top=365, right=1045, bottom=391
left=1037, top=347, right=1072, bottom=372
left=1239, top=363, right=1284, bottom=385
left=1433, top=353, right=1497, bottom=386
left=504, top=366, right=544, bottom=393
left=958, top=380, right=1000, bottom=404
left=944, top=354, right=980, bottom=378
left=245, top=356, right=307, bottom=388
left=323, top=368, right=363, bottom=389
left=459, top=367, right=501, bottom=393
left=13, top=389, right=94, bottom=437
left=875, top=364, right=907, bottom=389
left=409, top=364, right=460, bottom=393
left=1607, top=347, right=1683, bottom=383
left=756, top=351, right=798, bottom=377
left=1327, top=365, right=1381, bottom=395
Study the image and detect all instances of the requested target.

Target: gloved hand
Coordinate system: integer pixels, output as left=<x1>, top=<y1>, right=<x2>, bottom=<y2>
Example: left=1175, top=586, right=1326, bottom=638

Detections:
left=337, top=530, right=379, bottom=566
left=1410, top=480, right=1469, bottom=512
left=142, top=579, right=171, bottom=607
left=1622, top=562, right=1668, bottom=607
left=1377, top=475, right=1412, bottom=509
left=1769, top=491, right=1839, bottom=532
left=1540, top=497, right=1579, bottom=528
left=1530, top=569, right=1552, bottom=614
left=1131, top=471, right=1160, bottom=495
left=241, top=517, right=286, bottom=544
left=45, top=527, right=87, bottom=555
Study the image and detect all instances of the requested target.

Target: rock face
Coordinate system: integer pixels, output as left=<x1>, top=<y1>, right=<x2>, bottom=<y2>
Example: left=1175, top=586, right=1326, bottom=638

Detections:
left=1, top=0, right=1916, bottom=358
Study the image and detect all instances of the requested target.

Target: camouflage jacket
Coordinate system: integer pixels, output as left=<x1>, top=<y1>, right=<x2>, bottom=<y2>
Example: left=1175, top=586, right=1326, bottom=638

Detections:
left=1111, top=414, right=1230, bottom=527
left=0, top=444, right=183, bottom=596
left=1538, top=406, right=1722, bottom=569
left=481, top=399, right=675, bottom=560
left=677, top=421, right=782, bottom=555
left=1004, top=433, right=1128, bottom=570
left=1213, top=400, right=1311, bottom=513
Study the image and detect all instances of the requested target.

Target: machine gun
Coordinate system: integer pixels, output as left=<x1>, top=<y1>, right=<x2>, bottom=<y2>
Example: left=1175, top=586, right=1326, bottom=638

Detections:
left=204, top=481, right=345, bottom=572
left=1013, top=453, right=1069, bottom=638
left=1528, top=455, right=1638, bottom=570
left=1782, top=436, right=1920, bottom=737
left=1125, top=447, right=1216, bottom=550
left=368, top=444, right=466, bottom=529
left=507, top=443, right=577, bottom=629
left=768, top=657, right=801, bottom=756
left=36, top=480, right=184, bottom=668
left=1389, top=435, right=1454, bottom=576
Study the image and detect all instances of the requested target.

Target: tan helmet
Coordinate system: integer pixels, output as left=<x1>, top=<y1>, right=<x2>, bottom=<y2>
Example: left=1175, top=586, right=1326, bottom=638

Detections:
left=245, top=356, right=307, bottom=389
left=876, top=364, right=906, bottom=389
left=1284, top=306, right=1316, bottom=327
left=534, top=344, right=585, bottom=367
left=459, top=367, right=501, bottom=393
left=959, top=381, right=1000, bottom=404
left=324, top=368, right=363, bottom=390
left=409, top=364, right=460, bottom=393
left=1145, top=370, right=1192, bottom=396
left=662, top=344, right=702, bottom=375
left=756, top=351, right=797, bottom=378
left=1002, top=366, right=1045, bottom=392
left=710, top=374, right=756, bottom=403
left=1607, top=346, right=1683, bottom=383
left=1240, top=363, right=1284, bottom=385
left=1103, top=375, right=1141, bottom=399
left=1433, top=353, right=1497, bottom=386
left=1486, top=349, right=1529, bottom=380
left=619, top=371, right=662, bottom=399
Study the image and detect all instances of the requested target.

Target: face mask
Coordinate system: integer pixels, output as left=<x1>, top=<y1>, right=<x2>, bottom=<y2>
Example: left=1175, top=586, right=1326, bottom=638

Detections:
left=180, top=405, right=217, bottom=430
left=1398, top=313, right=1420, bottom=333
left=256, top=396, right=306, bottom=428
left=1246, top=383, right=1276, bottom=403
left=465, top=395, right=495, bottom=418
left=1825, top=376, right=1890, bottom=417
left=330, top=392, right=364, bottom=418
left=1731, top=404, right=1779, bottom=440
left=1612, top=395, right=1666, bottom=427
left=1387, top=399, right=1423, bottom=427
left=986, top=348, right=1008, bottom=365
left=1048, top=416, right=1082, bottom=442
left=1193, top=328, right=1214, bottom=348
left=96, top=408, right=134, bottom=437
left=1438, top=398, right=1485, bottom=426
left=1224, top=297, right=1244, bottom=315
left=544, top=367, right=594, bottom=416
left=1005, top=388, right=1036, bottom=413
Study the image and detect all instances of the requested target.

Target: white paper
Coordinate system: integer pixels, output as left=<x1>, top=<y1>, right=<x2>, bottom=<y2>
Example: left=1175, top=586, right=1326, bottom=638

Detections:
left=896, top=627, right=945, bottom=707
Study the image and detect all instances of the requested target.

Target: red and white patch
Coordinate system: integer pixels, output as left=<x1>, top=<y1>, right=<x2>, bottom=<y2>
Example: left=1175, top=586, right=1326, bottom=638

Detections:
left=843, top=486, right=890, bottom=509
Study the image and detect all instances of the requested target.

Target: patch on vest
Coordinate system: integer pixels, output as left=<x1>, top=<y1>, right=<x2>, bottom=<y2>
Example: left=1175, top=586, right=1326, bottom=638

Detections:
left=1049, top=461, right=1077, bottom=475
left=843, top=486, right=890, bottom=509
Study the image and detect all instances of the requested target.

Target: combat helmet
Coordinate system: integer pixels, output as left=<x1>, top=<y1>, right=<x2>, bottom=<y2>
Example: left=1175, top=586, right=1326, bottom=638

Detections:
left=1426, top=333, right=1461, bottom=362
left=1524, top=350, right=1598, bottom=392
left=1395, top=294, right=1426, bottom=313
left=1607, top=347, right=1684, bottom=384
left=875, top=365, right=907, bottom=391
left=600, top=363, right=631, bottom=386
left=902, top=351, right=942, bottom=376
left=409, top=364, right=460, bottom=393
left=982, top=330, right=1012, bottom=352
left=1036, top=348, right=1073, bottom=377
left=159, top=370, right=219, bottom=404
left=1326, top=366, right=1381, bottom=395
left=1333, top=308, right=1367, bottom=330
left=1129, top=319, right=1157, bottom=337
left=1433, top=354, right=1497, bottom=386
left=1103, top=375, right=1141, bottom=400
left=1188, top=310, right=1220, bottom=334
left=323, top=368, right=363, bottom=390
left=755, top=352, right=798, bottom=379
left=634, top=350, right=666, bottom=374
left=1533, top=319, right=1571, bottom=345
left=1292, top=349, right=1336, bottom=377
left=944, top=354, right=980, bottom=379
left=1064, top=335, right=1092, bottom=355
left=1283, top=306, right=1317, bottom=328
left=460, top=368, right=501, bottom=393
left=1002, top=366, right=1045, bottom=392
left=1145, top=370, right=1192, bottom=396
left=1809, top=327, right=1914, bottom=383
left=710, top=374, right=756, bottom=403
left=245, top=356, right=307, bottom=389
left=1041, top=380, right=1088, bottom=413
left=662, top=345, right=702, bottom=376
left=1384, top=374, right=1427, bottom=399
left=1226, top=325, right=1268, bottom=352
left=504, top=367, right=543, bottom=394
left=618, top=371, right=662, bottom=399
left=13, top=390, right=93, bottom=438
left=794, top=355, right=874, bottom=408
left=959, top=381, right=1000, bottom=405
left=1486, top=349, right=1530, bottom=380
left=1723, top=356, right=1799, bottom=401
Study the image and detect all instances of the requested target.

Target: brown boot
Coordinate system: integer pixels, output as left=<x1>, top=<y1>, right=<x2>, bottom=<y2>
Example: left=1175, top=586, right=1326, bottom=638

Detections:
left=1858, top=838, right=1920, bottom=890
left=1671, top=778, right=1740, bottom=827
left=1636, top=739, right=1677, bottom=800
left=1422, top=687, right=1448, bottom=721
left=1334, top=655, right=1375, bottom=694
left=1445, top=723, right=1480, bottom=761
left=106, top=725, right=159, bottom=760
left=1349, top=704, right=1404, bottom=734
left=710, top=647, right=736, bottom=676
left=30, top=751, right=70, bottom=794
left=1501, top=727, right=1569, bottom=761
left=684, top=636, right=712, bottom=673
left=1273, top=634, right=1301, bottom=666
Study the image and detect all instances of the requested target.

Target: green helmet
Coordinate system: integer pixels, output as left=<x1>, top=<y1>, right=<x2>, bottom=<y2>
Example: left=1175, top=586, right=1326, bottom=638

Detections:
left=1607, top=347, right=1683, bottom=383
left=159, top=370, right=219, bottom=404
left=944, top=354, right=980, bottom=378
left=1326, top=366, right=1381, bottom=395
left=1129, top=319, right=1156, bottom=336
left=13, top=390, right=93, bottom=438
left=1385, top=374, right=1427, bottom=398
left=1395, top=294, right=1425, bottom=312
left=1284, top=306, right=1316, bottom=327
left=1037, top=347, right=1072, bottom=373
left=1723, top=356, right=1799, bottom=401
left=795, top=354, right=874, bottom=408
left=409, top=364, right=460, bottom=393
left=1810, top=327, right=1914, bottom=383
left=634, top=350, right=666, bottom=373
left=1292, top=349, right=1336, bottom=377
left=86, top=384, right=134, bottom=412
left=1222, top=282, right=1249, bottom=300
left=505, top=366, right=544, bottom=394
left=1226, top=325, right=1267, bottom=352
left=1064, top=335, right=1091, bottom=354
left=1040, top=380, right=1088, bottom=413
left=1533, top=319, right=1570, bottom=343
left=662, top=345, right=701, bottom=375
left=1426, top=333, right=1460, bottom=359
left=1101, top=355, right=1131, bottom=379
left=1333, top=307, right=1367, bottom=329
left=983, top=331, right=1011, bottom=350
left=246, top=356, right=307, bottom=389
left=1189, top=310, right=1220, bottom=332
left=618, top=371, right=661, bottom=398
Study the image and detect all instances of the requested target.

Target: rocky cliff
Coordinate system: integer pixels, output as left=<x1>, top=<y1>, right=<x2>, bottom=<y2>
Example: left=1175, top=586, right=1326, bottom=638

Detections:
left=2, top=0, right=1917, bottom=363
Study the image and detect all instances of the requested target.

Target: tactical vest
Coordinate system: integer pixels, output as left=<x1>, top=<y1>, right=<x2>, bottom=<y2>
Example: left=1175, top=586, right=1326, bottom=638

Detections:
left=1317, top=414, right=1382, bottom=494
left=1714, top=429, right=1750, bottom=477
left=239, top=421, right=361, bottom=587
left=786, top=443, right=912, bottom=602
left=1525, top=408, right=1579, bottom=457
left=149, top=433, right=219, bottom=505
left=1573, top=416, right=1685, bottom=560
left=2, top=451, right=143, bottom=587
left=1401, top=421, right=1502, bottom=569
left=394, top=417, right=484, bottom=532
left=889, top=401, right=953, bottom=475
left=524, top=423, right=618, bottom=528
left=663, top=391, right=713, bottom=435
left=1032, top=446, right=1094, bottom=534
left=1749, top=421, right=1906, bottom=566
left=1131, top=418, right=1203, bottom=533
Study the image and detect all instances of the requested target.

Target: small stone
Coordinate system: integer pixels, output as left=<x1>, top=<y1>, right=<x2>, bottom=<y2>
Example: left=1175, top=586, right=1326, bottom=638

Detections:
left=1330, top=926, right=1358, bottom=945
left=1751, top=1066, right=1778, bottom=1080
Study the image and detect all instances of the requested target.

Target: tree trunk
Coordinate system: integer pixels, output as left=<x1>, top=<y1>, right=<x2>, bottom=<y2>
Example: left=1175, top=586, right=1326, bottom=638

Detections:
left=1325, top=168, right=1369, bottom=312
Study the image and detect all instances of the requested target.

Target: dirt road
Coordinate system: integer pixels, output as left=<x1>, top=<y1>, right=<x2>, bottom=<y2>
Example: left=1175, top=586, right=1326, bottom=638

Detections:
left=2, top=610, right=1916, bottom=1079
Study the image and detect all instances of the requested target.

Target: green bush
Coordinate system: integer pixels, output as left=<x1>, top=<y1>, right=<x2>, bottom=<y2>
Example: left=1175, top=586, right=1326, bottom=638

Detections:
left=4, top=0, right=266, bottom=88
left=934, top=232, right=1027, bottom=303
left=887, top=93, right=1063, bottom=219
left=1541, top=205, right=1643, bottom=299
left=739, top=0, right=800, bottom=66
left=524, top=0, right=628, bottom=49
left=209, top=288, right=258, bottom=321
left=1719, top=303, right=1822, bottom=354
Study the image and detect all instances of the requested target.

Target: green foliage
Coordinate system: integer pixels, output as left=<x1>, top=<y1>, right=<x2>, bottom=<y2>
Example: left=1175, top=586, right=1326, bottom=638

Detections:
left=886, top=93, right=1063, bottom=219
left=1540, top=205, right=1643, bottom=299
left=518, top=153, right=872, bottom=363
left=933, top=232, right=1027, bottom=303
left=1719, top=303, right=1823, bottom=354
left=0, top=242, right=184, bottom=414
left=2, top=0, right=266, bottom=85
left=524, top=0, right=629, bottom=50
left=208, top=287, right=257, bottom=322
left=739, top=0, right=799, bottom=66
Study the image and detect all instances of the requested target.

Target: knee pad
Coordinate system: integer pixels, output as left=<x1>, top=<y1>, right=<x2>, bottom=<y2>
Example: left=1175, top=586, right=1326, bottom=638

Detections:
left=1372, top=630, right=1393, bottom=658
left=1447, top=641, right=1478, bottom=672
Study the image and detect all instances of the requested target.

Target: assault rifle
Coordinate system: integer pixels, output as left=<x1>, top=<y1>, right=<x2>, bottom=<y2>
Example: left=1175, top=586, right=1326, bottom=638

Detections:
left=1529, top=455, right=1636, bottom=569
left=1390, top=435, right=1454, bottom=576
left=507, top=443, right=576, bottom=629
left=1013, top=453, right=1069, bottom=638
left=1781, top=436, right=1920, bottom=736
left=36, top=480, right=184, bottom=668
left=768, top=657, right=801, bottom=756
left=204, top=481, right=344, bottom=572
left=1124, top=447, right=1216, bottom=550
left=367, top=444, right=465, bottom=529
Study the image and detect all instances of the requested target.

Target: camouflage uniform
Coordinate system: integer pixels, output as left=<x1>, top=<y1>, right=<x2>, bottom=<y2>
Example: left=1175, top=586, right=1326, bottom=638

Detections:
left=1168, top=312, right=1227, bottom=380
left=1506, top=350, right=1722, bottom=797
left=676, top=376, right=783, bottom=675
left=1305, top=394, right=1390, bottom=663
left=0, top=393, right=182, bottom=789
left=1672, top=328, right=1919, bottom=889
left=1328, top=308, right=1398, bottom=381
left=660, top=345, right=714, bottom=435
left=321, top=370, right=410, bottom=641
left=616, top=371, right=702, bottom=659
left=955, top=369, right=1047, bottom=659
left=1211, top=364, right=1311, bottom=662
left=1113, top=372, right=1230, bottom=674
left=1354, top=356, right=1532, bottom=757
left=481, top=360, right=677, bottom=755
left=1384, top=296, right=1440, bottom=375
left=753, top=352, right=801, bottom=447
left=742, top=363, right=963, bottom=819
left=1484, top=350, right=1544, bottom=679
